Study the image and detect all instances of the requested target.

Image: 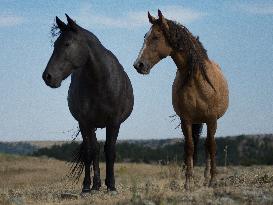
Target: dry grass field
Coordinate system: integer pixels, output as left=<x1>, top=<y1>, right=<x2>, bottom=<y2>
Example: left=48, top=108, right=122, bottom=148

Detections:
left=0, top=154, right=273, bottom=205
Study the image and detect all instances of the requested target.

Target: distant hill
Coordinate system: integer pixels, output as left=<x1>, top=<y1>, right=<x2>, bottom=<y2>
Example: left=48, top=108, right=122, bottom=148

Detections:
left=1, top=134, right=273, bottom=166
left=32, top=134, right=273, bottom=166
left=0, top=142, right=37, bottom=155
left=28, top=141, right=70, bottom=148
left=0, top=141, right=72, bottom=155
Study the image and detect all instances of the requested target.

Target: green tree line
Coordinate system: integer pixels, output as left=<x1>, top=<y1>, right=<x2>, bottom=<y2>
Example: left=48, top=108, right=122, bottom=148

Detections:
left=32, top=134, right=273, bottom=166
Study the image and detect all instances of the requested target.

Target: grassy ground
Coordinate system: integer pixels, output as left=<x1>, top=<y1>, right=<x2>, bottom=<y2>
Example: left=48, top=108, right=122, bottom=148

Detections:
left=0, top=154, right=273, bottom=205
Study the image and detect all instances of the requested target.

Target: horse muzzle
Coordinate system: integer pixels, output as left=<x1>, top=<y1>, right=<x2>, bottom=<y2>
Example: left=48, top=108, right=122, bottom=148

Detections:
left=133, top=61, right=150, bottom=75
left=42, top=71, right=62, bottom=88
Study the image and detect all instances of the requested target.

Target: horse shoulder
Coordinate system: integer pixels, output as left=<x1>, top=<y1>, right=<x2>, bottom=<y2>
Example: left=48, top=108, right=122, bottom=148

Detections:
left=172, top=71, right=199, bottom=119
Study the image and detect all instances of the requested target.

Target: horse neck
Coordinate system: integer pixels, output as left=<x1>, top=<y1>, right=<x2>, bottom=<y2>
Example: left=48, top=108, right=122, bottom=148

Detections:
left=81, top=39, right=110, bottom=83
left=171, top=50, right=216, bottom=91
left=171, top=51, right=210, bottom=85
left=171, top=51, right=191, bottom=80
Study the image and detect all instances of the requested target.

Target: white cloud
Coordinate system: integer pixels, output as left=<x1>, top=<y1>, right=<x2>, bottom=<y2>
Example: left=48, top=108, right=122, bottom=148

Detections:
left=237, top=3, right=273, bottom=15
left=76, top=4, right=206, bottom=29
left=0, top=14, right=25, bottom=27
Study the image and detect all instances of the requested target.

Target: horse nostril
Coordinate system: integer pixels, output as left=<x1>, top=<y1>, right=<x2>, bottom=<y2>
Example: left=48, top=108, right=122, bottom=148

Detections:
left=43, top=73, right=52, bottom=82
left=138, top=62, right=144, bottom=69
left=134, top=61, right=145, bottom=71
left=46, top=73, right=52, bottom=81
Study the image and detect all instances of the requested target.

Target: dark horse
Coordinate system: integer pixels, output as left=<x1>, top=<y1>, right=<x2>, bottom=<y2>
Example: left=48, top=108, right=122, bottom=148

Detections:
left=42, top=14, right=134, bottom=193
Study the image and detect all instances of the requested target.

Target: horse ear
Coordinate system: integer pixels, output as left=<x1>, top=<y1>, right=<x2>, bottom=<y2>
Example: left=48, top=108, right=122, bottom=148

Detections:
left=158, top=9, right=169, bottom=31
left=65, top=14, right=78, bottom=32
left=148, top=11, right=156, bottom=24
left=56, top=16, right=66, bottom=32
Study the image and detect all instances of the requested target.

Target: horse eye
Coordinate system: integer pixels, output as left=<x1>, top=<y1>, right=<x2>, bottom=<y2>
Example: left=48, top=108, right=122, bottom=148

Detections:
left=153, top=36, right=159, bottom=40
left=65, top=42, right=70, bottom=47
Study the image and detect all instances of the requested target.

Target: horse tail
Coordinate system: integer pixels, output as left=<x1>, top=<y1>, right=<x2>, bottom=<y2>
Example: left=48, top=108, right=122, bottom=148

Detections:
left=192, top=123, right=203, bottom=166
left=67, top=142, right=86, bottom=183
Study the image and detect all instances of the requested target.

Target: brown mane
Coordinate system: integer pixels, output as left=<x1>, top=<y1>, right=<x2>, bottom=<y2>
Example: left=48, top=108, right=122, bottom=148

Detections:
left=161, top=20, right=214, bottom=89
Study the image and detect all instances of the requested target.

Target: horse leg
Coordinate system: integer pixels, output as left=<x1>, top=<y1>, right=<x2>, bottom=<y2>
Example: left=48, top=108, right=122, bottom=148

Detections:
left=91, top=131, right=101, bottom=192
left=206, top=120, right=217, bottom=187
left=192, top=123, right=203, bottom=166
left=79, top=123, right=101, bottom=193
left=105, top=125, right=120, bottom=192
left=79, top=123, right=92, bottom=193
left=203, top=137, right=211, bottom=186
left=181, top=121, right=194, bottom=190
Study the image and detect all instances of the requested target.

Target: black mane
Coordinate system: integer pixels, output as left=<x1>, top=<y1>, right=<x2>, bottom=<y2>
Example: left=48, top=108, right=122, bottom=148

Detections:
left=50, top=22, right=61, bottom=38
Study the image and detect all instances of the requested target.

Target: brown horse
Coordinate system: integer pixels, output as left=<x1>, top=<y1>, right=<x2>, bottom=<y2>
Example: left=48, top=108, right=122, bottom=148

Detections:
left=133, top=10, right=229, bottom=190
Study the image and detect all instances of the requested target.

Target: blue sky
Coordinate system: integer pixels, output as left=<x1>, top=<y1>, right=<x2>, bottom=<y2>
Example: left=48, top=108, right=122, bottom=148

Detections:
left=0, top=0, right=272, bottom=141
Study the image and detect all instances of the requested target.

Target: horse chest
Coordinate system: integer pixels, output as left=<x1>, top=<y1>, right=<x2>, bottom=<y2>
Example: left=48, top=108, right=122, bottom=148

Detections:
left=68, top=84, right=114, bottom=126
left=172, top=77, right=216, bottom=122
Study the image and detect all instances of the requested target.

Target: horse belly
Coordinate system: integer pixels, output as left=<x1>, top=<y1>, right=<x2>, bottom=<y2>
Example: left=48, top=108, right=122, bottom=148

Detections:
left=172, top=76, right=215, bottom=122
left=68, top=89, right=130, bottom=128
left=172, top=88, right=208, bottom=122
left=67, top=69, right=134, bottom=127
left=172, top=68, right=229, bottom=122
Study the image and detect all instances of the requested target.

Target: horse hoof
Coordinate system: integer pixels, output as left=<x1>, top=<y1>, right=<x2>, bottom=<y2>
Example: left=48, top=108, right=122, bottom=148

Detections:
left=184, top=176, right=195, bottom=191
left=80, top=191, right=90, bottom=198
left=184, top=183, right=190, bottom=191
left=209, top=179, right=217, bottom=188
left=107, top=188, right=118, bottom=196
left=90, top=189, right=99, bottom=195
left=91, top=185, right=101, bottom=191
left=108, top=190, right=118, bottom=196
left=184, top=183, right=194, bottom=191
left=81, top=187, right=91, bottom=197
left=82, top=188, right=90, bottom=192
left=203, top=179, right=209, bottom=186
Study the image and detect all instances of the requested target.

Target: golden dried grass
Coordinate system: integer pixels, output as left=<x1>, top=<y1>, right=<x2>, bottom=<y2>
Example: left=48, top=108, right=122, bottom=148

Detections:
left=0, top=154, right=273, bottom=205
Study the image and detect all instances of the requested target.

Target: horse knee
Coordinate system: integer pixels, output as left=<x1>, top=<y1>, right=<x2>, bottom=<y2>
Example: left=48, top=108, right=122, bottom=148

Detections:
left=93, top=142, right=100, bottom=156
left=207, top=138, right=216, bottom=156
left=104, top=144, right=116, bottom=160
left=184, top=139, right=194, bottom=157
